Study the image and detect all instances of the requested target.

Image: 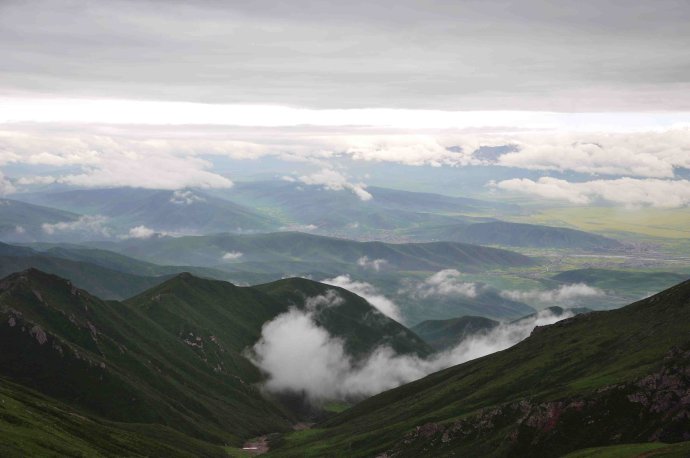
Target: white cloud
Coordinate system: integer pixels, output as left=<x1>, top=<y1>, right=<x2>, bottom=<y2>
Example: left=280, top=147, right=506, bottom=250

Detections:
left=356, top=256, right=388, bottom=271
left=501, top=283, right=604, bottom=305
left=322, top=275, right=403, bottom=322
left=169, top=190, right=206, bottom=205
left=42, top=215, right=111, bottom=237
left=221, top=251, right=244, bottom=261
left=298, top=168, right=372, bottom=201
left=0, top=171, right=16, bottom=196
left=494, top=129, right=690, bottom=178
left=248, top=304, right=569, bottom=402
left=493, top=177, right=690, bottom=208
left=127, top=225, right=156, bottom=239
left=404, top=269, right=479, bottom=299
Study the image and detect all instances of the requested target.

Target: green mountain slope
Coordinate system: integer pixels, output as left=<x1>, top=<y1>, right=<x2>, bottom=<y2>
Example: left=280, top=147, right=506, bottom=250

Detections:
left=255, top=277, right=432, bottom=358
left=272, top=278, right=690, bottom=457
left=0, top=254, right=174, bottom=299
left=411, top=316, right=499, bottom=350
left=0, top=269, right=432, bottom=454
left=0, top=378, right=227, bottom=458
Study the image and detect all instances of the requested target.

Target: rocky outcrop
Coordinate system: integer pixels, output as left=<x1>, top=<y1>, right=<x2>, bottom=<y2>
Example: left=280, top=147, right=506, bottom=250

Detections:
left=383, top=347, right=690, bottom=457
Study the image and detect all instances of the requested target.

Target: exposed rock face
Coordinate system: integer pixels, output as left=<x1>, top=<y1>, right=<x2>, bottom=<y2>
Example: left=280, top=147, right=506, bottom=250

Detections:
left=383, top=347, right=690, bottom=457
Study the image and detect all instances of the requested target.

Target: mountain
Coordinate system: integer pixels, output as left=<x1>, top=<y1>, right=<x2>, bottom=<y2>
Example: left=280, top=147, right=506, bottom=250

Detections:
left=552, top=268, right=689, bottom=295
left=0, top=269, right=431, bottom=455
left=0, top=254, right=173, bottom=300
left=0, top=198, right=79, bottom=241
left=93, top=231, right=537, bottom=275
left=411, top=316, right=499, bottom=350
left=0, top=242, right=231, bottom=299
left=221, top=181, right=502, bottom=235
left=18, top=187, right=279, bottom=234
left=254, top=277, right=432, bottom=358
left=410, top=220, right=624, bottom=250
left=272, top=278, right=690, bottom=457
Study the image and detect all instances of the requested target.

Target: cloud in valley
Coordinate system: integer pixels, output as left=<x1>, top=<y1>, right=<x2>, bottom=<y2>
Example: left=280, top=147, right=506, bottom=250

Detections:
left=42, top=215, right=111, bottom=237
left=356, top=256, right=388, bottom=271
left=127, top=225, right=156, bottom=239
left=322, top=275, right=402, bottom=322
left=298, top=168, right=372, bottom=201
left=249, top=293, right=571, bottom=401
left=402, top=269, right=479, bottom=299
left=222, top=251, right=244, bottom=261
left=500, top=283, right=605, bottom=305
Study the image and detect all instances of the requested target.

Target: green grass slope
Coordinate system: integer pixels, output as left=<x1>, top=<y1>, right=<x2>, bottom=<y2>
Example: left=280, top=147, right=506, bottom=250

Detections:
left=255, top=277, right=432, bottom=358
left=271, top=278, right=690, bottom=457
left=0, top=378, right=227, bottom=458
left=0, top=269, right=294, bottom=447
left=0, top=269, right=433, bottom=452
left=411, top=316, right=499, bottom=351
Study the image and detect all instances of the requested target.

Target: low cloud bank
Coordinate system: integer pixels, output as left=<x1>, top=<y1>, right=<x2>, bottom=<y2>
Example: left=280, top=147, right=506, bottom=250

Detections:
left=248, top=292, right=570, bottom=402
left=401, top=269, right=479, bottom=299
left=501, top=283, right=604, bottom=305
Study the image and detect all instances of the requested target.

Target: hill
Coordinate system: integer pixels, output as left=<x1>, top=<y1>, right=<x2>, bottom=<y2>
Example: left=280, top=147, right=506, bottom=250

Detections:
left=271, top=278, right=690, bottom=457
left=18, top=187, right=279, bottom=234
left=0, top=198, right=79, bottom=242
left=552, top=268, right=688, bottom=295
left=411, top=316, right=499, bottom=351
left=411, top=220, right=623, bottom=250
left=96, top=231, right=537, bottom=275
left=0, top=269, right=431, bottom=454
left=223, top=181, right=505, bottom=235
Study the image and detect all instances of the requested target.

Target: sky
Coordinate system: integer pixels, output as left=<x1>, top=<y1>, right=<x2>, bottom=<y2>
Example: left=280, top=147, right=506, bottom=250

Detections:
left=1, top=0, right=689, bottom=206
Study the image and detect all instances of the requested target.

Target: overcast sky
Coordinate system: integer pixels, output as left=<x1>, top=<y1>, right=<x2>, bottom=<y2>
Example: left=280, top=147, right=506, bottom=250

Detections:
left=1, top=0, right=690, bottom=207
left=2, top=0, right=690, bottom=111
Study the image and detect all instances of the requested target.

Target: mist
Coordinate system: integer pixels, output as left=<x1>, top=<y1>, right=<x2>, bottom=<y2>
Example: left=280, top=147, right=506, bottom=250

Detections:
left=247, top=292, right=571, bottom=402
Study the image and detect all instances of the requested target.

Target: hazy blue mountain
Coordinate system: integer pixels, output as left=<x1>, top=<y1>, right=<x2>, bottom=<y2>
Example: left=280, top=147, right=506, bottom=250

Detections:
left=18, top=187, right=279, bottom=234
left=88, top=231, right=537, bottom=274
left=0, top=198, right=80, bottom=242
left=410, top=220, right=623, bottom=250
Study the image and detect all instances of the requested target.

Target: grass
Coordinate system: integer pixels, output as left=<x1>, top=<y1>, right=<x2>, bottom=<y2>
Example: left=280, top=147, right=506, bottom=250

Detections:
left=563, top=441, right=690, bottom=457
left=513, top=206, right=690, bottom=240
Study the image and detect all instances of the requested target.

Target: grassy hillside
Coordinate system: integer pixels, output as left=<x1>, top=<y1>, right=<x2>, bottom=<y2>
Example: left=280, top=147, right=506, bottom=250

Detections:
left=0, top=378, right=227, bottom=458
left=0, top=252, right=179, bottom=299
left=271, top=278, right=690, bottom=457
left=255, top=277, right=432, bottom=358
left=0, top=269, right=432, bottom=454
left=411, top=316, right=498, bottom=350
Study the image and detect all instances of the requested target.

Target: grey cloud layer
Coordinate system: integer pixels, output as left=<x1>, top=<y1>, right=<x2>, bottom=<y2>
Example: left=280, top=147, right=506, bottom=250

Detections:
left=1, top=0, right=689, bottom=110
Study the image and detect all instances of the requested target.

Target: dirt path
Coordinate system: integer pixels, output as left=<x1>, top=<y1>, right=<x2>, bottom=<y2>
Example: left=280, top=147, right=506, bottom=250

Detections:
left=241, top=435, right=269, bottom=455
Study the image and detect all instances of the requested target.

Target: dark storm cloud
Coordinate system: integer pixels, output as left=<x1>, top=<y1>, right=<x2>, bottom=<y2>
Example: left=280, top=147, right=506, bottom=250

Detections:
left=1, top=0, right=689, bottom=110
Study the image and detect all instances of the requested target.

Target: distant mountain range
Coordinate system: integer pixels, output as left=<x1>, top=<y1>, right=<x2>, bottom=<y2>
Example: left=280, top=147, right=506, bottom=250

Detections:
left=87, top=231, right=537, bottom=274
left=410, top=220, right=624, bottom=250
